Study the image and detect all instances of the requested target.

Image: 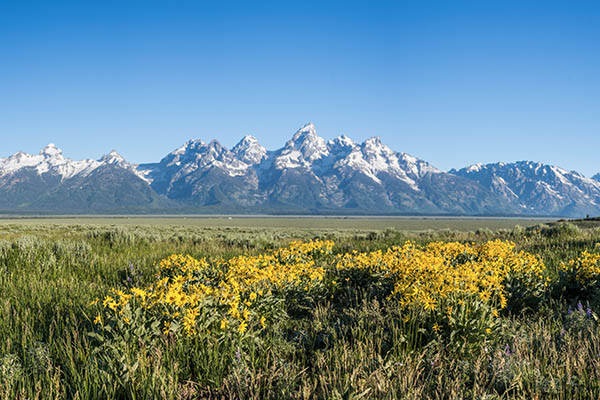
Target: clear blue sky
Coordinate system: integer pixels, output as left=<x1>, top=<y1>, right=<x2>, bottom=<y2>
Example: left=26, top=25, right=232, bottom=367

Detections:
left=1, top=1, right=599, bottom=175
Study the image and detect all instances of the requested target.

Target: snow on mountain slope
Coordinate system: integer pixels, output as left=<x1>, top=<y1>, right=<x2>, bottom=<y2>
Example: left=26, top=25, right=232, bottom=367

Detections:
left=0, top=144, right=101, bottom=180
left=142, top=138, right=252, bottom=181
left=137, top=137, right=266, bottom=204
left=232, top=135, right=267, bottom=165
left=142, top=122, right=441, bottom=197
left=335, top=136, right=441, bottom=189
left=0, top=145, right=167, bottom=212
left=264, top=124, right=440, bottom=191
left=593, top=173, right=600, bottom=182
left=0, top=145, right=149, bottom=183
left=98, top=150, right=152, bottom=183
left=452, top=161, right=600, bottom=216
left=5, top=123, right=594, bottom=216
left=136, top=123, right=506, bottom=215
left=272, top=123, right=329, bottom=170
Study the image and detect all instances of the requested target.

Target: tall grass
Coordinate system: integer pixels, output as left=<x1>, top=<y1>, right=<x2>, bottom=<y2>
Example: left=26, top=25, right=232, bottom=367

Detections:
left=0, top=222, right=599, bottom=399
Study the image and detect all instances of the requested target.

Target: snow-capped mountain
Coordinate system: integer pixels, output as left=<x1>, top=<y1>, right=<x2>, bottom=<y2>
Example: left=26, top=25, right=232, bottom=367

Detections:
left=0, top=124, right=597, bottom=216
left=0, top=145, right=164, bottom=212
left=0, top=144, right=148, bottom=182
left=138, top=123, right=516, bottom=215
left=138, top=138, right=266, bottom=207
left=593, top=173, right=600, bottom=182
left=451, top=161, right=600, bottom=216
left=0, top=144, right=101, bottom=181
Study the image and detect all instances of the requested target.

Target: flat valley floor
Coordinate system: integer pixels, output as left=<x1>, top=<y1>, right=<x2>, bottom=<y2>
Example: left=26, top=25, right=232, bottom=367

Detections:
left=0, top=215, right=556, bottom=231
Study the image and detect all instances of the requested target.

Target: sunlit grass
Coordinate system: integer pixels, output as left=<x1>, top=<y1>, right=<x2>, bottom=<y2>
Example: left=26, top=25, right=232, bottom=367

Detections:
left=0, top=221, right=599, bottom=398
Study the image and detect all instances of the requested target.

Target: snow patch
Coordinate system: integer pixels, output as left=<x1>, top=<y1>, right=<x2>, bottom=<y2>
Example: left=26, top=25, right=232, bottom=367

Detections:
left=466, top=163, right=483, bottom=173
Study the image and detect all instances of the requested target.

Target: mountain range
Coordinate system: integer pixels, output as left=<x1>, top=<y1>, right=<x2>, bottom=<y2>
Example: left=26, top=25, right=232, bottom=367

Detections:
left=1, top=123, right=598, bottom=217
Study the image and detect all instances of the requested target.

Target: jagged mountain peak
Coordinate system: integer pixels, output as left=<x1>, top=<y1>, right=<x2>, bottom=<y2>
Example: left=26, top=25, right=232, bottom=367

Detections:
left=283, top=123, right=329, bottom=163
left=463, top=162, right=483, bottom=173
left=289, top=123, right=320, bottom=145
left=99, top=150, right=125, bottom=164
left=171, top=139, right=205, bottom=156
left=236, top=135, right=259, bottom=145
left=329, top=134, right=356, bottom=149
left=205, top=139, right=225, bottom=153
left=291, top=122, right=317, bottom=140
left=41, top=143, right=63, bottom=158
left=593, top=173, right=600, bottom=182
left=362, top=137, right=400, bottom=158
left=96, top=150, right=151, bottom=182
left=361, top=136, right=396, bottom=159
left=364, top=136, right=382, bottom=146
left=147, top=135, right=252, bottom=181
left=232, top=135, right=266, bottom=165
left=288, top=123, right=323, bottom=147
left=178, top=139, right=225, bottom=160
left=186, top=139, right=207, bottom=149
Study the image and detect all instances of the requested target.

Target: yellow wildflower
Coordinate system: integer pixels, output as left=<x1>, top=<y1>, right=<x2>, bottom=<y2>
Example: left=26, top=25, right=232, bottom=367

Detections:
left=220, top=319, right=228, bottom=330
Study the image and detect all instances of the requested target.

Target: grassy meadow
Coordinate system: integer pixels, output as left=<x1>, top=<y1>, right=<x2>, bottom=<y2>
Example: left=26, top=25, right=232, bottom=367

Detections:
left=0, top=216, right=553, bottom=231
left=1, top=217, right=600, bottom=399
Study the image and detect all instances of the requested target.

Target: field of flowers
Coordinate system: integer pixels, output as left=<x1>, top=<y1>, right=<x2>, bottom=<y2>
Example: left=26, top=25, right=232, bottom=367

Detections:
left=1, top=221, right=600, bottom=399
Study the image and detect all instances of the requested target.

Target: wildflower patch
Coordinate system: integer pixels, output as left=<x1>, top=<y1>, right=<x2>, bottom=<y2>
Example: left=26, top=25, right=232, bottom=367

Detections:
left=91, top=239, right=558, bottom=347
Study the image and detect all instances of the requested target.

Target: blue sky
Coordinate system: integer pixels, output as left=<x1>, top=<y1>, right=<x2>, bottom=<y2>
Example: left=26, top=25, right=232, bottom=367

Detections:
left=1, top=1, right=599, bottom=175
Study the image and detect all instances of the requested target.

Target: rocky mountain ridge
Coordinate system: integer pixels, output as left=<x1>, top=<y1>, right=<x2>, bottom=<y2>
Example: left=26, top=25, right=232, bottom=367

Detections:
left=0, top=123, right=597, bottom=216
left=451, top=162, right=600, bottom=217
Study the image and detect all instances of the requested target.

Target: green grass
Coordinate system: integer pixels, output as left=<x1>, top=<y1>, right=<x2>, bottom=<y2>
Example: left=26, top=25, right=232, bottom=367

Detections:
left=0, top=215, right=554, bottom=231
left=0, top=220, right=599, bottom=399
